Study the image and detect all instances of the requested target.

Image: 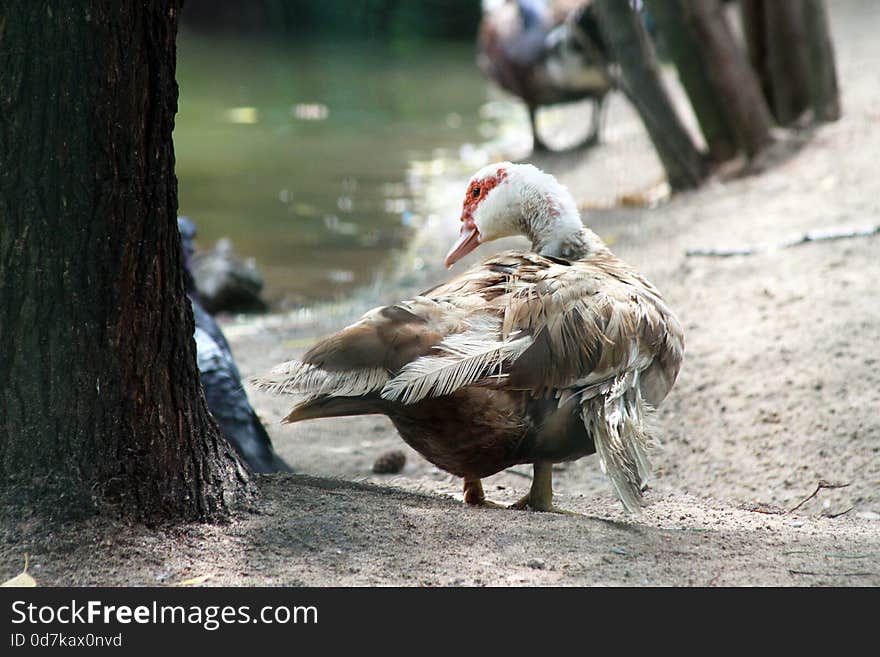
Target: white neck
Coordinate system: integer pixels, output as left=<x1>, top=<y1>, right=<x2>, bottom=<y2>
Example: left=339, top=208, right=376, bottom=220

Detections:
left=512, top=166, right=604, bottom=260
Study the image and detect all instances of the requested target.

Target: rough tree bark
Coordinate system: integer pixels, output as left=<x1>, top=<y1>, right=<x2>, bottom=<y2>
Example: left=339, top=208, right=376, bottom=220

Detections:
left=594, top=0, right=706, bottom=190
left=0, top=1, right=255, bottom=521
left=645, top=0, right=737, bottom=163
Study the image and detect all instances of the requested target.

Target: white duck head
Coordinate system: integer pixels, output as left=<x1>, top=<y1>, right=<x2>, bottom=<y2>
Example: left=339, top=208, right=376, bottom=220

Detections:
left=445, top=162, right=595, bottom=267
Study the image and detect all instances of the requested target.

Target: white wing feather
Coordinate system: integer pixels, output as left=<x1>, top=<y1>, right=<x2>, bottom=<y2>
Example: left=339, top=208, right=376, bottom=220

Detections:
left=380, top=331, right=533, bottom=405
left=252, top=361, right=388, bottom=399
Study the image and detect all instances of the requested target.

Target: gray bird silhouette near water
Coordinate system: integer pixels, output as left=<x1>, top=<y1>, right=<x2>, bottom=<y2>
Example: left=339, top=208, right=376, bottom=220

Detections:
left=178, top=217, right=292, bottom=474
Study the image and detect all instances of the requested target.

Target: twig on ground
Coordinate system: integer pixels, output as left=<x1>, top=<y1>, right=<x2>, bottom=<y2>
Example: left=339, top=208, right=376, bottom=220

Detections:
left=824, top=553, right=870, bottom=560
left=789, top=480, right=851, bottom=513
left=788, top=569, right=876, bottom=577
left=686, top=224, right=880, bottom=257
left=506, top=468, right=534, bottom=480
left=740, top=502, right=786, bottom=515
left=823, top=505, right=856, bottom=519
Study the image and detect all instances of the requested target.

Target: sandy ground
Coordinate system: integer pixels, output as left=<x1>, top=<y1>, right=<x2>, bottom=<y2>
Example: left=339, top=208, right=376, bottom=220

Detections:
left=3, top=0, right=879, bottom=587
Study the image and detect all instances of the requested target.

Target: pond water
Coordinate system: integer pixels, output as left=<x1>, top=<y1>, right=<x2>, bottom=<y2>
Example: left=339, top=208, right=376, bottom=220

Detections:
left=174, top=33, right=492, bottom=308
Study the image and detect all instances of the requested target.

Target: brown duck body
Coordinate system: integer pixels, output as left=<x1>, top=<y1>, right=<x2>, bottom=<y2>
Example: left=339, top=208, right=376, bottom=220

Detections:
left=287, top=377, right=594, bottom=481
left=389, top=388, right=591, bottom=480
left=258, top=241, right=682, bottom=509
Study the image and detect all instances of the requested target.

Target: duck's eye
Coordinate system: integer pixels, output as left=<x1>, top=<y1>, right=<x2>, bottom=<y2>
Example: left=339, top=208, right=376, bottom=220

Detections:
left=471, top=187, right=481, bottom=198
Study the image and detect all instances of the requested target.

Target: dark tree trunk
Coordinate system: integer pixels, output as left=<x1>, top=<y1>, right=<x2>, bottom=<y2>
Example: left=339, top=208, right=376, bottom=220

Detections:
left=594, top=0, right=706, bottom=190
left=802, top=0, right=841, bottom=122
left=740, top=1, right=769, bottom=109
left=0, top=1, right=255, bottom=521
left=645, top=0, right=737, bottom=163
left=741, top=0, right=812, bottom=126
left=680, top=0, right=774, bottom=158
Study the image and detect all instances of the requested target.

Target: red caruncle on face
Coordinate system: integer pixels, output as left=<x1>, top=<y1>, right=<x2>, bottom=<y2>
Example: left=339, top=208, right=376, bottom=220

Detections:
left=445, top=166, right=509, bottom=268
left=459, top=167, right=508, bottom=232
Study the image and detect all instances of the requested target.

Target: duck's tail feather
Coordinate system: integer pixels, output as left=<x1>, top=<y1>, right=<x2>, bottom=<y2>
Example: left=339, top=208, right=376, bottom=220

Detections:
left=581, top=372, right=657, bottom=514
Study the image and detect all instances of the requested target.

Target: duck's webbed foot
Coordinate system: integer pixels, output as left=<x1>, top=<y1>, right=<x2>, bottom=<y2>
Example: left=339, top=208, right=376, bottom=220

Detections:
left=463, top=478, right=505, bottom=508
left=508, top=462, right=582, bottom=516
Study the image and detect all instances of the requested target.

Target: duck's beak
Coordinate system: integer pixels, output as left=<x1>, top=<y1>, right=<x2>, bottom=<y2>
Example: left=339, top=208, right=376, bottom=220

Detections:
left=444, top=225, right=480, bottom=268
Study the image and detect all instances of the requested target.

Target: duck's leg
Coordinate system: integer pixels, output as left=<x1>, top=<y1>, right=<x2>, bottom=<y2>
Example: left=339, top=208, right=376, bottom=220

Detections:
left=588, top=95, right=604, bottom=147
left=509, top=461, right=581, bottom=515
left=463, top=477, right=504, bottom=508
left=529, top=106, right=549, bottom=152
left=579, top=95, right=605, bottom=150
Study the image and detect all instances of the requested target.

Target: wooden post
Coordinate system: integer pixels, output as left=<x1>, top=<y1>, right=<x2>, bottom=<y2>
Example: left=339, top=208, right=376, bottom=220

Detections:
left=803, top=0, right=841, bottom=121
left=741, top=0, right=812, bottom=126
left=682, top=0, right=774, bottom=158
left=645, top=0, right=738, bottom=163
left=594, top=0, right=707, bottom=190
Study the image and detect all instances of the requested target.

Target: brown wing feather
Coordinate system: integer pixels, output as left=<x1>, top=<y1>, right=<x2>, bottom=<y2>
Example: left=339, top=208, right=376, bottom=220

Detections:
left=253, top=295, right=475, bottom=407
left=301, top=304, right=444, bottom=374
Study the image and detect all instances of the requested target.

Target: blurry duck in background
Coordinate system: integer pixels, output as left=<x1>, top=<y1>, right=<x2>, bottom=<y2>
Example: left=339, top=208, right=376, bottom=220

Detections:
left=478, top=0, right=614, bottom=152
left=178, top=217, right=292, bottom=474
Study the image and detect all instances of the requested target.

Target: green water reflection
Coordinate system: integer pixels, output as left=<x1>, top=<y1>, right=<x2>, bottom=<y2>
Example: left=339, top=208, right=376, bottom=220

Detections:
left=174, top=33, right=489, bottom=307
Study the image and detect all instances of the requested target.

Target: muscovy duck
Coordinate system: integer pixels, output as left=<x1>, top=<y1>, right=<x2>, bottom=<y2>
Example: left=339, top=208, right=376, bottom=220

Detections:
left=478, top=0, right=614, bottom=152
left=254, top=164, right=682, bottom=513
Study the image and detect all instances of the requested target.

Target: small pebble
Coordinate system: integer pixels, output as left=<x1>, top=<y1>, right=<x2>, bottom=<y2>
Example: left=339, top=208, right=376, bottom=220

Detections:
left=611, top=547, right=629, bottom=556
left=372, top=450, right=406, bottom=474
left=527, top=558, right=546, bottom=570
left=790, top=520, right=804, bottom=527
